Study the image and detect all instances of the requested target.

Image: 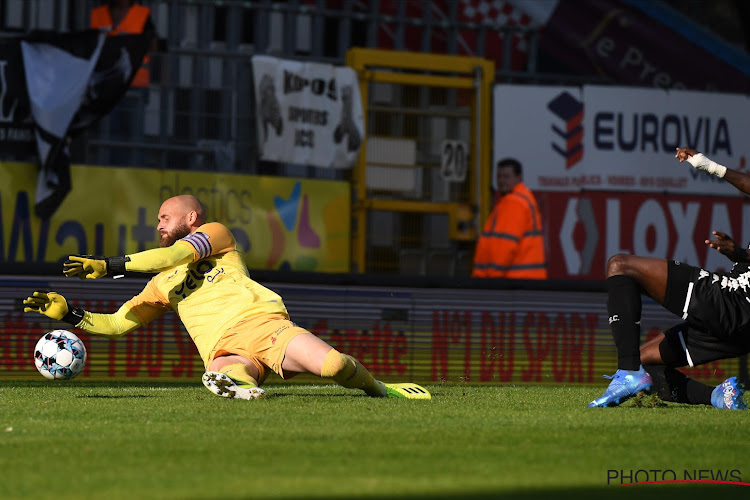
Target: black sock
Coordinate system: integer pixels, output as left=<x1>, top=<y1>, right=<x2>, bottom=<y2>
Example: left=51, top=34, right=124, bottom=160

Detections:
left=644, top=365, right=671, bottom=399
left=680, top=375, right=714, bottom=405
left=645, top=365, right=713, bottom=405
left=606, top=275, right=642, bottom=371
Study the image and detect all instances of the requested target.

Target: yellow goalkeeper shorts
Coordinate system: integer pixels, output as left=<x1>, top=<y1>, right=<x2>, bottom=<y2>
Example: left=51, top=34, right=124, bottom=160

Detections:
left=208, top=313, right=308, bottom=382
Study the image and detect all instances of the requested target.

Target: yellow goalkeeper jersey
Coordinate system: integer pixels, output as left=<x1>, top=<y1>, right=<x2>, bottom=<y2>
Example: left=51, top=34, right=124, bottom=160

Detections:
left=124, top=222, right=290, bottom=364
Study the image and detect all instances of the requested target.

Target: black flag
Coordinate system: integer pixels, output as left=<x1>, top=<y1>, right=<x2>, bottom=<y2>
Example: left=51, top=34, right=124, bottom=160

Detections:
left=21, top=30, right=105, bottom=219
left=19, top=30, right=151, bottom=219
left=71, top=33, right=152, bottom=133
left=0, top=37, right=34, bottom=159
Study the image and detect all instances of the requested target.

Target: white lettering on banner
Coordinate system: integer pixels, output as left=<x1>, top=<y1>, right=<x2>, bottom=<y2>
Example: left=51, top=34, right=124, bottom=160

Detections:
left=633, top=199, right=668, bottom=257
left=7, top=128, right=31, bottom=140
left=595, top=37, right=615, bottom=59
left=559, top=197, right=599, bottom=275
left=594, top=112, right=731, bottom=155
left=618, top=46, right=684, bottom=89
left=668, top=201, right=700, bottom=264
left=595, top=36, right=697, bottom=89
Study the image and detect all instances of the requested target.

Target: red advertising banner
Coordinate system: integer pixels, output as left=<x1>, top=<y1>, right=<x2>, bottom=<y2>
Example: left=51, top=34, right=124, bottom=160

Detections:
left=541, top=191, right=750, bottom=281
left=0, top=277, right=740, bottom=388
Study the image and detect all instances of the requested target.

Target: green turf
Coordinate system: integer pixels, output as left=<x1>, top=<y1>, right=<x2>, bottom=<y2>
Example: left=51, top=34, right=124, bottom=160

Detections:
left=0, top=381, right=747, bottom=500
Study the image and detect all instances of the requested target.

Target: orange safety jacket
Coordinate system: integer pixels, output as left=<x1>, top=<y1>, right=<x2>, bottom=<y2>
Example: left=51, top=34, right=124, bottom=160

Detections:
left=90, top=4, right=151, bottom=88
left=472, top=182, right=548, bottom=279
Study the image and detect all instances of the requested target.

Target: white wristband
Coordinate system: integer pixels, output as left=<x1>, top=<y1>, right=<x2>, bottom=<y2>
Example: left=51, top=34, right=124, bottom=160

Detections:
left=687, top=153, right=727, bottom=178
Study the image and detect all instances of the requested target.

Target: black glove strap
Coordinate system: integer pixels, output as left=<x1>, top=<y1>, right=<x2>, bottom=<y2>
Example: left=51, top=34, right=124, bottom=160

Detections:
left=62, top=307, right=85, bottom=326
left=106, top=256, right=131, bottom=278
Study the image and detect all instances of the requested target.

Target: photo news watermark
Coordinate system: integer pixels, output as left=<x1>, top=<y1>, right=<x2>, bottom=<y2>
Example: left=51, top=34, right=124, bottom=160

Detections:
left=607, top=469, right=748, bottom=486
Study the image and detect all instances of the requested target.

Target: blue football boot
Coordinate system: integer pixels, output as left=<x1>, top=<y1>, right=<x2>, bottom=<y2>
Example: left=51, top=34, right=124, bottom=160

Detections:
left=711, top=377, right=747, bottom=410
left=588, top=366, right=652, bottom=407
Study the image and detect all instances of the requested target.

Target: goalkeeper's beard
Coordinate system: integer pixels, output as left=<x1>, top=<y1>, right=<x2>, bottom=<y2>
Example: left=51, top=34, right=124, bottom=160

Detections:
left=160, top=222, right=191, bottom=247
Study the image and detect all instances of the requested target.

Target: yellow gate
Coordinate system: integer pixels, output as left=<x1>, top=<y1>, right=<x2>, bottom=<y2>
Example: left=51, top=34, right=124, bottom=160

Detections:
left=346, top=48, right=494, bottom=276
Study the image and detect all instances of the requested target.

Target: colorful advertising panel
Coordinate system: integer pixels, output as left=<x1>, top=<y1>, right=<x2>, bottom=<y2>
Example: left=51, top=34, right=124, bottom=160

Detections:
left=0, top=162, right=350, bottom=272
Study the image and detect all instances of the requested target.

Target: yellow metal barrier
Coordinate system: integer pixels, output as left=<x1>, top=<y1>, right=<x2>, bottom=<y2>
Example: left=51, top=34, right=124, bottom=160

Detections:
left=346, top=48, right=494, bottom=276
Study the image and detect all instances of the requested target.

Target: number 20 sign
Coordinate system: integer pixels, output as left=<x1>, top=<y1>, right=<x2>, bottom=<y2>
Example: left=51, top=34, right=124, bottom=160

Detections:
left=440, top=140, right=468, bottom=182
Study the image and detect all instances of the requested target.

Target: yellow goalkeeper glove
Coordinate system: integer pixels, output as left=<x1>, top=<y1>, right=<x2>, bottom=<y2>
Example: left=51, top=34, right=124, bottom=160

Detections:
left=63, top=255, right=130, bottom=279
left=22, top=290, right=85, bottom=326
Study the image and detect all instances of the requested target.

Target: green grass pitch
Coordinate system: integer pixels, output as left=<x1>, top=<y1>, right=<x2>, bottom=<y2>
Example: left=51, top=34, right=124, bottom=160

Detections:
left=1, top=381, right=747, bottom=500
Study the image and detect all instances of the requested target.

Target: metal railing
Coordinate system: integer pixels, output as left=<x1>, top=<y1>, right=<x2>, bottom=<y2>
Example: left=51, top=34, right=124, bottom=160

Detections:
left=2, top=0, right=594, bottom=177
left=1, top=0, right=607, bottom=276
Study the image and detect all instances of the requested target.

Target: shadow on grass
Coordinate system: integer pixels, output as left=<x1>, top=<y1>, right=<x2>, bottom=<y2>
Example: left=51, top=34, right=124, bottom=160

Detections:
left=269, top=392, right=442, bottom=398
left=81, top=394, right=157, bottom=399
left=1, top=380, right=446, bottom=400
left=1, top=379, right=199, bottom=388
left=207, top=484, right=749, bottom=500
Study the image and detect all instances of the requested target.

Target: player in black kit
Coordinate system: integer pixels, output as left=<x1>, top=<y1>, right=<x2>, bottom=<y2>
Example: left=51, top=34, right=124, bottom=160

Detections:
left=589, top=147, right=748, bottom=409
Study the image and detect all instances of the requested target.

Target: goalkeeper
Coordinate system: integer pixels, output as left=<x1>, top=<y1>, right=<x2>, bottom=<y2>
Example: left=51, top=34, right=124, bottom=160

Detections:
left=23, top=194, right=430, bottom=400
left=589, top=147, right=749, bottom=410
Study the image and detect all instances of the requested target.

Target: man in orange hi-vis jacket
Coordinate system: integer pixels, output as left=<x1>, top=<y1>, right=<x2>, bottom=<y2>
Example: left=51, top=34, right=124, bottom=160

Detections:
left=472, top=158, right=547, bottom=279
left=90, top=0, right=155, bottom=88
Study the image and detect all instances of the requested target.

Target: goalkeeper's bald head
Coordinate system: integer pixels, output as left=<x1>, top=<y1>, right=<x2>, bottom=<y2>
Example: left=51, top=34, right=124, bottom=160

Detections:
left=158, top=195, right=208, bottom=247
left=169, top=195, right=207, bottom=224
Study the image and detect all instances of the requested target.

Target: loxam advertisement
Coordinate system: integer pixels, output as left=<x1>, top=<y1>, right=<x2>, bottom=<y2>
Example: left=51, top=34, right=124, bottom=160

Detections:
left=0, top=163, right=350, bottom=273
left=543, top=191, right=750, bottom=280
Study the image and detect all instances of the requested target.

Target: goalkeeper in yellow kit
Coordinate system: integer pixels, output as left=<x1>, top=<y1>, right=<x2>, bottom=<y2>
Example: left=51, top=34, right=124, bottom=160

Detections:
left=22, top=194, right=430, bottom=400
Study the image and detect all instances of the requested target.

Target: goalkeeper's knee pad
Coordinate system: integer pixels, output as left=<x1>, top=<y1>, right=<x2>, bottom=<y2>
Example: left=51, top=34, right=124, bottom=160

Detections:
left=320, top=349, right=350, bottom=380
left=321, top=349, right=387, bottom=397
left=320, top=349, right=369, bottom=389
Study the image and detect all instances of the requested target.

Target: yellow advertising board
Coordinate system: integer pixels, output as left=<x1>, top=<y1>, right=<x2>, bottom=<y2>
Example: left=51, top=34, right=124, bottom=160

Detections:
left=0, top=162, right=350, bottom=272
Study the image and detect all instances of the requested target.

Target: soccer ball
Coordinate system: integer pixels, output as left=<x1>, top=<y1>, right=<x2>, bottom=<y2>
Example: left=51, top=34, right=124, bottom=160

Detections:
left=33, top=330, right=87, bottom=380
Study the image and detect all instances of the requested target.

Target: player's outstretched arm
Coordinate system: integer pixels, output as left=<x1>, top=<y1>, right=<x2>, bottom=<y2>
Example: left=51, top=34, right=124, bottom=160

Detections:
left=63, top=244, right=194, bottom=279
left=75, top=304, right=143, bottom=338
left=676, top=147, right=750, bottom=196
left=22, top=290, right=142, bottom=338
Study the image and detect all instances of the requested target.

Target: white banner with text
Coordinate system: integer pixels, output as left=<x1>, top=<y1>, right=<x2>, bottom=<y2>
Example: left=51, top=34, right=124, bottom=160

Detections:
left=494, top=84, right=750, bottom=196
left=251, top=55, right=364, bottom=168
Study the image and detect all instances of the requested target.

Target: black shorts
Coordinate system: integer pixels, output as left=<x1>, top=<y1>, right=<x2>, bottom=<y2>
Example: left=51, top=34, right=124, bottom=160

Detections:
left=659, top=261, right=750, bottom=366
left=659, top=322, right=750, bottom=367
